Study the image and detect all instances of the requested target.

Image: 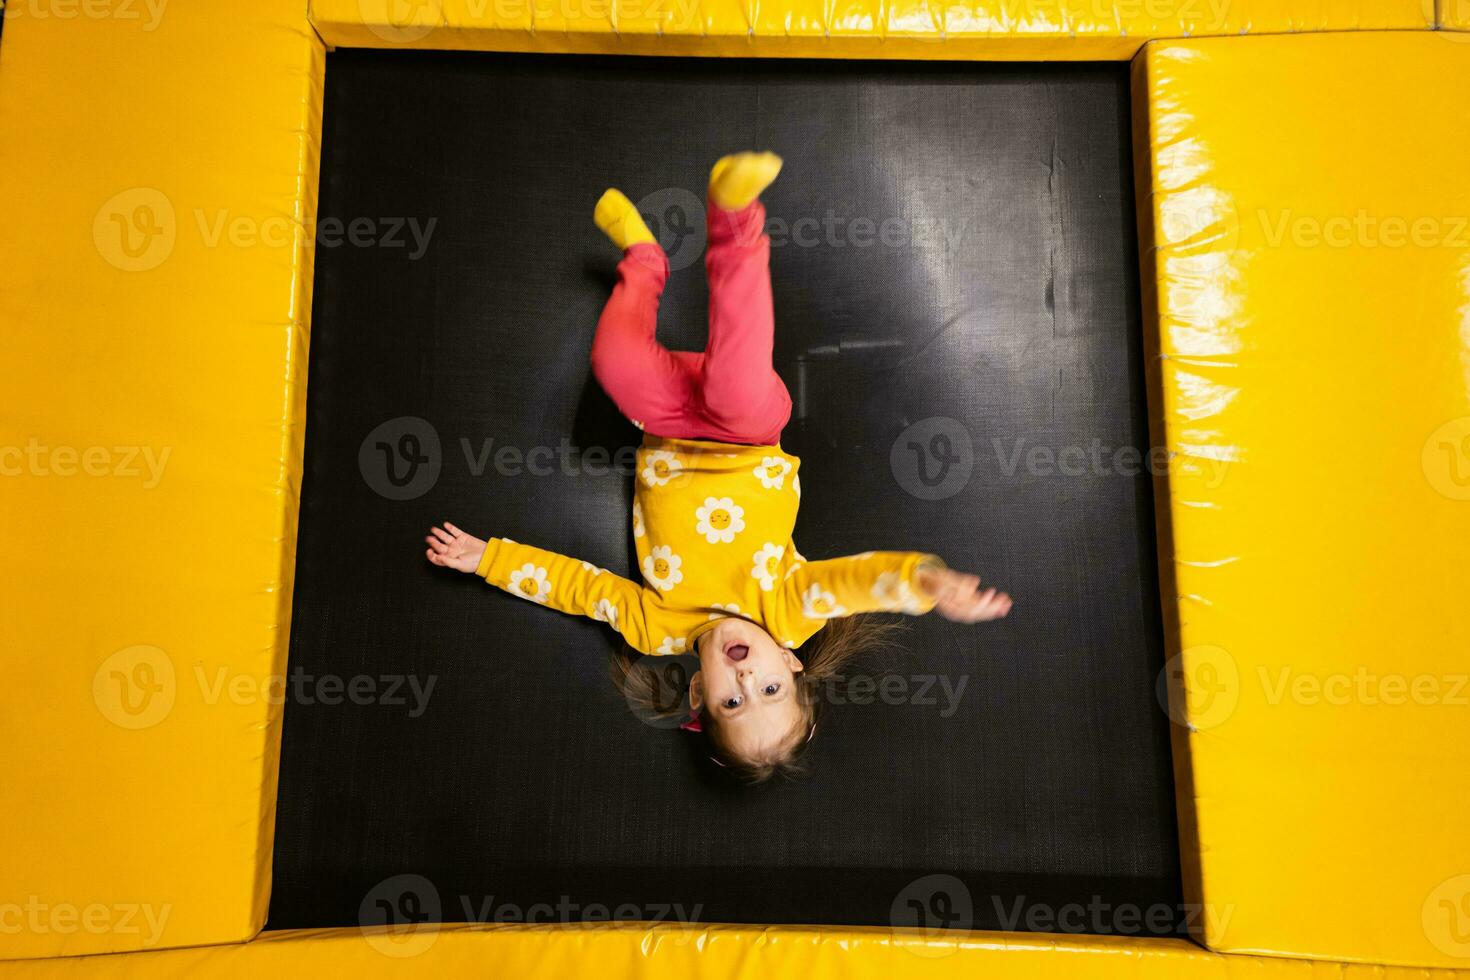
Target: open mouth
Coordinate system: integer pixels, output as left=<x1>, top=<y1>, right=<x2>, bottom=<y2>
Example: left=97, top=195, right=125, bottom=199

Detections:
left=725, top=642, right=750, bottom=662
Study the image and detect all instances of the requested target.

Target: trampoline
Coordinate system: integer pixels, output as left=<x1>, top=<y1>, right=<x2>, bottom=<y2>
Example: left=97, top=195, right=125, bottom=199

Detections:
left=270, top=50, right=1179, bottom=933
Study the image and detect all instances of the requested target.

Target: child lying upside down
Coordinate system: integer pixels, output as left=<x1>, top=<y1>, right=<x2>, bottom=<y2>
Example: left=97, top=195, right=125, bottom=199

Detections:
left=426, top=151, right=1011, bottom=782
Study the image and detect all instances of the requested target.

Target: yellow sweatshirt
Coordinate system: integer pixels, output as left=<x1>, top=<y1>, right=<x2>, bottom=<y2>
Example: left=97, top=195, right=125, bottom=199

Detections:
left=476, top=436, right=941, bottom=655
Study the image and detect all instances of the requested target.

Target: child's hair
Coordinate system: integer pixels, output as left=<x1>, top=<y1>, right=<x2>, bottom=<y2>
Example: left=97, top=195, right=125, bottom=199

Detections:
left=612, top=614, right=906, bottom=784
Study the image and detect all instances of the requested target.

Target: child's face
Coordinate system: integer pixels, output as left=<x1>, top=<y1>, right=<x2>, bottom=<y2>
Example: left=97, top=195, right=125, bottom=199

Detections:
left=691, top=616, right=805, bottom=762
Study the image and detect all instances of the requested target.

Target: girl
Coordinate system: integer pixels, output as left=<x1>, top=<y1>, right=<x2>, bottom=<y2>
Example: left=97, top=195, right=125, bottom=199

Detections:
left=425, top=152, right=1011, bottom=781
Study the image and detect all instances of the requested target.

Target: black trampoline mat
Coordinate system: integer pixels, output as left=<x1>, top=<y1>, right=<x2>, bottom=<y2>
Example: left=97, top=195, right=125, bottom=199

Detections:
left=270, top=49, right=1181, bottom=936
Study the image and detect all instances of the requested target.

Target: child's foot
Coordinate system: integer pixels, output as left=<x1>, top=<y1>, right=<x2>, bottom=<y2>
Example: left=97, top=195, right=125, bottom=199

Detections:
left=708, top=151, right=782, bottom=211
left=594, top=189, right=655, bottom=251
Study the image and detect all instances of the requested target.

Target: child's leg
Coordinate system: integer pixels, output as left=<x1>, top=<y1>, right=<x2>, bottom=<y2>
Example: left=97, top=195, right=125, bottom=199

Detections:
left=697, top=197, right=792, bottom=446
left=590, top=243, right=698, bottom=435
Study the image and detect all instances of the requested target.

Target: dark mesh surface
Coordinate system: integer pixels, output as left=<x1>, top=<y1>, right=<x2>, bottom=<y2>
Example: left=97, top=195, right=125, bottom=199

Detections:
left=269, top=50, right=1181, bottom=935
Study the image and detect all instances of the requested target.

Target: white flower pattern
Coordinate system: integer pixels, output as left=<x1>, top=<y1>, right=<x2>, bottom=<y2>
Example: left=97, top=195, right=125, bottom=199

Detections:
left=753, top=455, right=792, bottom=490
left=656, top=635, right=687, bottom=656
left=708, top=602, right=741, bottom=621
left=592, top=598, right=620, bottom=631
left=801, top=583, right=847, bottom=619
left=694, top=496, right=746, bottom=544
left=508, top=563, right=552, bottom=604
left=750, top=542, right=785, bottom=592
left=641, top=450, right=683, bottom=488
left=872, top=571, right=927, bottom=614
left=642, top=545, right=684, bottom=591
left=632, top=499, right=645, bottom=538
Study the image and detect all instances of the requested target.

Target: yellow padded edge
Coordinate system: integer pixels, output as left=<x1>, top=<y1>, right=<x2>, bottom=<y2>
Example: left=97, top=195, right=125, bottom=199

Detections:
left=1134, top=31, right=1470, bottom=969
left=310, top=0, right=1430, bottom=58
left=1443, top=0, right=1470, bottom=28
left=0, top=1, right=322, bottom=961
left=2, top=924, right=1469, bottom=978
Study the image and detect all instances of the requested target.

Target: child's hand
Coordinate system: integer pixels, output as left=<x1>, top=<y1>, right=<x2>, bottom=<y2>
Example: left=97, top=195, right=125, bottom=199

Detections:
left=917, top=566, right=1013, bottom=624
left=424, top=522, right=487, bottom=574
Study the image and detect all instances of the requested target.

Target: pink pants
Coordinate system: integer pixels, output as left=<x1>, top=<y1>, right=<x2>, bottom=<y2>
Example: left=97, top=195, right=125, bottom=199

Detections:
left=591, top=199, right=792, bottom=447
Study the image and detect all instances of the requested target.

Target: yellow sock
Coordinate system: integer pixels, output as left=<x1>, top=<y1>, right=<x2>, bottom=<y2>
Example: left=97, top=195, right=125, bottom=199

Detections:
left=594, top=189, right=655, bottom=250
left=708, top=151, right=783, bottom=210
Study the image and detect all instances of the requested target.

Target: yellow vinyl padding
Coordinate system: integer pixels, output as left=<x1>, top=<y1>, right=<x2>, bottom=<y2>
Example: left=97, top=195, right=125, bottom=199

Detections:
left=310, top=0, right=1430, bottom=59
left=0, top=1, right=322, bottom=961
left=0, top=924, right=1467, bottom=979
left=1134, top=30, right=1470, bottom=970
left=3, top=0, right=1467, bottom=972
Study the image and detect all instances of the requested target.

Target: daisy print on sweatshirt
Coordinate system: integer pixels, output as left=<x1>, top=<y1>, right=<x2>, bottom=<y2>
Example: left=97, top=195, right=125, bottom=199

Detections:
left=592, top=597, right=620, bottom=631
left=872, top=570, right=927, bottom=614
left=695, top=496, right=745, bottom=544
left=508, top=563, right=552, bottom=604
left=642, top=450, right=683, bottom=488
left=753, top=455, right=791, bottom=490
left=801, top=583, right=846, bottom=619
left=751, top=542, right=785, bottom=591
left=642, top=545, right=684, bottom=591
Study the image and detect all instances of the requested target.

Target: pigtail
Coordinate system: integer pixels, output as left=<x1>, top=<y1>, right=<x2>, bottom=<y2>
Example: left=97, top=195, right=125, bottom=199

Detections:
left=609, top=645, right=690, bottom=728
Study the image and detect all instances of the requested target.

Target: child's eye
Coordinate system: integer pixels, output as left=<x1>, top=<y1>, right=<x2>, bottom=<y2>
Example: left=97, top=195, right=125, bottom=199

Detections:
left=763, top=683, right=780, bottom=696
left=723, top=696, right=742, bottom=709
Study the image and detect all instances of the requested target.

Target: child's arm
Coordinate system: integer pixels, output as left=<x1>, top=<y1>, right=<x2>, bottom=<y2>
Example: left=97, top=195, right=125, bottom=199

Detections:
left=425, top=523, right=651, bottom=651
left=781, top=551, right=1012, bottom=624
